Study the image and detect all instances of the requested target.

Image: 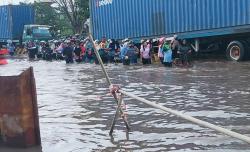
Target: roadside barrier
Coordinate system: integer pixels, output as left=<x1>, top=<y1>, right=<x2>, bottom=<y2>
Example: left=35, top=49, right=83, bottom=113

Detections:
left=15, top=48, right=27, bottom=55
left=89, top=35, right=250, bottom=144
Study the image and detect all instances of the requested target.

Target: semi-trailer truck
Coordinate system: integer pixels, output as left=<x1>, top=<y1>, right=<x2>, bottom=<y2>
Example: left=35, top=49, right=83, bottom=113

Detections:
left=90, top=0, right=250, bottom=61
left=0, top=4, right=53, bottom=45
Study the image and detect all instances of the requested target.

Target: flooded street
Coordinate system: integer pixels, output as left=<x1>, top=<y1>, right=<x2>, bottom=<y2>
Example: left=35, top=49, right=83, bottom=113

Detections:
left=1, top=59, right=250, bottom=152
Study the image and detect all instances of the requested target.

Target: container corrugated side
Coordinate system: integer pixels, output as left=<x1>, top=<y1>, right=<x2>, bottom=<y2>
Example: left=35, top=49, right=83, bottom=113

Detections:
left=0, top=5, right=34, bottom=41
left=90, top=0, right=250, bottom=40
left=0, top=6, right=11, bottom=41
left=12, top=5, right=34, bottom=40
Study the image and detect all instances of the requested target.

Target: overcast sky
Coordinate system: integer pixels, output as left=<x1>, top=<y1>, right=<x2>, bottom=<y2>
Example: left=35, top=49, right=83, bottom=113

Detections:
left=0, top=0, right=34, bottom=5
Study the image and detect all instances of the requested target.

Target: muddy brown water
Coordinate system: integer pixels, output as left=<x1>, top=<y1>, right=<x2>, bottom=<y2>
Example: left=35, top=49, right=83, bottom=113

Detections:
left=0, top=59, right=250, bottom=152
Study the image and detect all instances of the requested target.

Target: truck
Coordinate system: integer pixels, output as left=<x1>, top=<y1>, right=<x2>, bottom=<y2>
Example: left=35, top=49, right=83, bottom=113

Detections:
left=0, top=5, right=53, bottom=45
left=90, top=0, right=250, bottom=61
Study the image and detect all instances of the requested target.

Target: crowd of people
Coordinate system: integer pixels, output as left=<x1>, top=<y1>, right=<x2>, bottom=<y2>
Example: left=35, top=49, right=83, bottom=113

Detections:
left=0, top=35, right=193, bottom=67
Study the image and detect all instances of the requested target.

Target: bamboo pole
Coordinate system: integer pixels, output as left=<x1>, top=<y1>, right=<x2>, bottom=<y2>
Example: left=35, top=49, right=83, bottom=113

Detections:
left=89, top=35, right=112, bottom=86
left=88, top=35, right=130, bottom=134
left=119, top=90, right=250, bottom=144
left=109, top=94, right=123, bottom=135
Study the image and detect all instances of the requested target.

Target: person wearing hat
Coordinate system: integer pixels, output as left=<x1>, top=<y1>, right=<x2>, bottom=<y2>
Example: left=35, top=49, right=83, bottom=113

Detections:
left=49, top=40, right=57, bottom=60
left=94, top=39, right=100, bottom=50
left=140, top=40, right=151, bottom=65
left=162, top=39, right=173, bottom=67
left=140, top=39, right=146, bottom=44
left=170, top=34, right=180, bottom=60
left=7, top=43, right=15, bottom=56
left=97, top=36, right=109, bottom=64
left=27, top=41, right=38, bottom=60
left=120, top=40, right=129, bottom=65
left=158, top=37, right=165, bottom=64
left=124, top=41, right=138, bottom=65
left=55, top=42, right=65, bottom=60
left=44, top=43, right=53, bottom=61
left=34, top=41, right=42, bottom=59
left=108, top=39, right=120, bottom=63
left=100, top=36, right=109, bottom=49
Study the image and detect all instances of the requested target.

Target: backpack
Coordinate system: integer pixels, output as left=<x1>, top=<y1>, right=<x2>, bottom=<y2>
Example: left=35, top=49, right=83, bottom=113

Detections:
left=163, top=43, right=170, bottom=52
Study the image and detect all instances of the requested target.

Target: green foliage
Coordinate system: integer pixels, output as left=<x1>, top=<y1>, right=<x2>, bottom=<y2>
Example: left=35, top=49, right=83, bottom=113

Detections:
left=34, top=2, right=56, bottom=26
left=76, top=0, right=90, bottom=21
left=52, top=0, right=90, bottom=34
left=33, top=2, right=73, bottom=36
left=77, top=0, right=90, bottom=34
left=74, top=0, right=90, bottom=34
left=24, top=0, right=90, bottom=36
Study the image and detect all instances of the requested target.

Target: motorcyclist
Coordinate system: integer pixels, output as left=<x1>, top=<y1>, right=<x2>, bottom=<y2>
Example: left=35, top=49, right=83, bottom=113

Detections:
left=44, top=43, right=53, bottom=61
left=27, top=40, right=37, bottom=60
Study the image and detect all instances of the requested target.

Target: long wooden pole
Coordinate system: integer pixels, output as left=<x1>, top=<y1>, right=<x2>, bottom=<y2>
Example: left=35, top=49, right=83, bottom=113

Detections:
left=119, top=90, right=250, bottom=144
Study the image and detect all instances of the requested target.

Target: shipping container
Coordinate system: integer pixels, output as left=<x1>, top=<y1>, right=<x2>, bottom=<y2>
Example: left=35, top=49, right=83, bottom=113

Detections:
left=90, top=0, right=250, bottom=61
left=0, top=5, right=34, bottom=42
left=90, top=0, right=250, bottom=40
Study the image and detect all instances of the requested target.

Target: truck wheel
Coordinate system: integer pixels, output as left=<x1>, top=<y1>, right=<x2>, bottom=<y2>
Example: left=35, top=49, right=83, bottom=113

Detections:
left=226, top=41, right=245, bottom=61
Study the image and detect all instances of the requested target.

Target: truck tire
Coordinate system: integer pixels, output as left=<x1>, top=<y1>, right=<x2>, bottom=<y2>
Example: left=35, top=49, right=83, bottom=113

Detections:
left=226, top=41, right=245, bottom=61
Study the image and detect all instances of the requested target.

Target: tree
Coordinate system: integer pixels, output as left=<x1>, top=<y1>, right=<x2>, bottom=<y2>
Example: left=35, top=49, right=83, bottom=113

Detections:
left=34, top=2, right=57, bottom=27
left=51, top=0, right=90, bottom=34
left=33, top=1, right=73, bottom=36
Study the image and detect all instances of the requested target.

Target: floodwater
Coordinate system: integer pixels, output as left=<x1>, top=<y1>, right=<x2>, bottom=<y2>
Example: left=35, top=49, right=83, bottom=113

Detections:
left=0, top=58, right=250, bottom=152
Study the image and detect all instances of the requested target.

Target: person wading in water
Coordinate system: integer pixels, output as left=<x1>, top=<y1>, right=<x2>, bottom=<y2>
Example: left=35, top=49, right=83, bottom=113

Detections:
left=63, top=41, right=74, bottom=64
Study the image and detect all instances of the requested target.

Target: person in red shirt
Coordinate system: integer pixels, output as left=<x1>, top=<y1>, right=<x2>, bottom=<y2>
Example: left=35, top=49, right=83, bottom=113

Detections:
left=80, top=42, right=86, bottom=62
left=0, top=45, right=9, bottom=55
left=0, top=45, right=8, bottom=65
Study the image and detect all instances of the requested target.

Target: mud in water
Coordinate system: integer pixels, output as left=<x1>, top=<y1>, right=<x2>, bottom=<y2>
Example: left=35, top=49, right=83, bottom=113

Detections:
left=0, top=59, right=250, bottom=152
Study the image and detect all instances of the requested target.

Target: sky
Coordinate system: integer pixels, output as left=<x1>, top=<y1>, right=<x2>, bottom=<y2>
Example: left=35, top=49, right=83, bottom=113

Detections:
left=0, top=0, right=34, bottom=5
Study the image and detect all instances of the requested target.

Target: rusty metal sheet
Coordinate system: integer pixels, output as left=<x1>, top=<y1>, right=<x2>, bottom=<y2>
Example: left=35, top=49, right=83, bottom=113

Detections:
left=0, top=67, right=41, bottom=147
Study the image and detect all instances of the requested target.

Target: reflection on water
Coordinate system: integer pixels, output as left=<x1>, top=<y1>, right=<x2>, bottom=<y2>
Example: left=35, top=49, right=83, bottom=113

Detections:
left=0, top=59, right=250, bottom=152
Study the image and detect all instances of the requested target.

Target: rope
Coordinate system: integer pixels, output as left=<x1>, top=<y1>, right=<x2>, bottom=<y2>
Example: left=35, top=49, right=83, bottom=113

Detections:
left=120, top=90, right=250, bottom=144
